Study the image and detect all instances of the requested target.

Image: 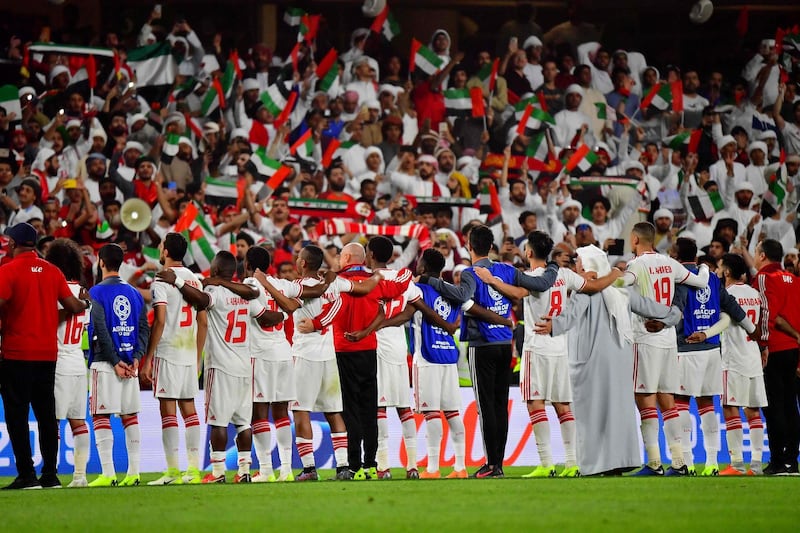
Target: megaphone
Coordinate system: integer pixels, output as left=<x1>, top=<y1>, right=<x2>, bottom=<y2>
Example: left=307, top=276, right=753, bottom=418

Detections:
left=689, top=0, right=713, bottom=24
left=362, top=0, right=386, bottom=17
left=120, top=198, right=153, bottom=232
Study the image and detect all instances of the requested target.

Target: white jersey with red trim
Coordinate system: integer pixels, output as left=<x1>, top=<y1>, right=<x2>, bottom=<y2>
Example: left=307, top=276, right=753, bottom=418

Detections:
left=151, top=267, right=202, bottom=366
left=376, top=268, right=421, bottom=364
left=56, top=282, right=89, bottom=376
left=204, top=284, right=253, bottom=377
left=244, top=276, right=301, bottom=361
left=626, top=251, right=693, bottom=348
left=722, top=283, right=763, bottom=378
left=522, top=267, right=586, bottom=356
left=291, top=276, right=353, bottom=362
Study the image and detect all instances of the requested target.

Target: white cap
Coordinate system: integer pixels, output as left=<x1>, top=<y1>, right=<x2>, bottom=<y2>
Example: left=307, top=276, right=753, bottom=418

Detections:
left=457, top=156, right=474, bottom=169
left=127, top=113, right=147, bottom=128
left=747, top=141, right=768, bottom=155
left=18, top=86, right=36, bottom=98
left=65, top=119, right=81, bottom=130
left=203, top=121, right=220, bottom=133
left=622, top=160, right=645, bottom=173
left=230, top=128, right=248, bottom=140
left=242, top=78, right=260, bottom=92
left=163, top=113, right=185, bottom=128
left=523, top=36, right=543, bottom=49
left=761, top=38, right=776, bottom=47
left=49, top=65, right=70, bottom=83
left=757, top=130, right=777, bottom=141
left=561, top=199, right=582, bottom=212
left=734, top=181, right=755, bottom=193
left=719, top=134, right=736, bottom=148
left=123, top=141, right=145, bottom=154
left=90, top=128, right=107, bottom=142
left=453, top=264, right=468, bottom=275
left=565, top=84, right=584, bottom=97
left=365, top=99, right=381, bottom=111
left=200, top=54, right=221, bottom=74
left=653, top=208, right=674, bottom=222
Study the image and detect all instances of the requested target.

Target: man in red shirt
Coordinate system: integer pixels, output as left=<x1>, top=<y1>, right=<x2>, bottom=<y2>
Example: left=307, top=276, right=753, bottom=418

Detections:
left=752, top=238, right=800, bottom=475
left=0, top=222, right=90, bottom=489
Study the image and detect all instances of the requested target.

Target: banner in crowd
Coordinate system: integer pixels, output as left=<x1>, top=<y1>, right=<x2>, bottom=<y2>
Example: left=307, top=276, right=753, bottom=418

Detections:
left=0, top=390, right=767, bottom=476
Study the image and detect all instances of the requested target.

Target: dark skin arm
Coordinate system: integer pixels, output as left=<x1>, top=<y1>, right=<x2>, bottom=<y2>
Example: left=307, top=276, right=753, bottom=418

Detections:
left=155, top=270, right=211, bottom=309
left=378, top=304, right=416, bottom=330
left=203, top=276, right=259, bottom=300
left=466, top=301, right=515, bottom=327
left=253, top=269, right=301, bottom=313
left=413, top=298, right=459, bottom=336
left=349, top=272, right=384, bottom=296
left=256, top=309, right=288, bottom=328
left=344, top=306, right=386, bottom=342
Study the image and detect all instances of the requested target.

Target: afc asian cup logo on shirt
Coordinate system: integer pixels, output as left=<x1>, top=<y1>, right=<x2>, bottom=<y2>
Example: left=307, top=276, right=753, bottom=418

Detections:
left=487, top=284, right=504, bottom=302
left=113, top=295, right=132, bottom=322
left=434, top=296, right=452, bottom=319
left=695, top=286, right=711, bottom=305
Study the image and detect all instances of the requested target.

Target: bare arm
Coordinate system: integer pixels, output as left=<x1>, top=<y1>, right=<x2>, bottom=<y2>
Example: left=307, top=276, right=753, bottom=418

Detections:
left=463, top=300, right=514, bottom=327
left=196, top=310, right=207, bottom=370
left=413, top=298, right=459, bottom=335
left=473, top=266, right=529, bottom=301
left=256, top=309, right=287, bottom=328
left=155, top=270, right=211, bottom=309
left=378, top=304, right=416, bottom=330
left=253, top=270, right=301, bottom=313
left=203, top=277, right=259, bottom=300
left=344, top=306, right=386, bottom=342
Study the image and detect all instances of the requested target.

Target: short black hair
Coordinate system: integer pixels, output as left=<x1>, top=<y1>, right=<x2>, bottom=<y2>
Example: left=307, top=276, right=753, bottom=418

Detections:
left=697, top=254, right=716, bottom=269
left=302, top=244, right=324, bottom=270
left=527, top=231, right=554, bottom=260
left=420, top=248, right=445, bottom=275
left=632, top=222, right=656, bottom=244
left=710, top=237, right=730, bottom=252
left=435, top=206, right=453, bottom=218
left=758, top=239, right=783, bottom=263
left=99, top=243, right=124, bottom=271
left=102, top=200, right=122, bottom=212
left=213, top=250, right=237, bottom=277
left=674, top=237, right=697, bottom=262
left=45, top=238, right=85, bottom=283
left=245, top=245, right=271, bottom=272
left=518, top=210, right=536, bottom=225
left=469, top=225, right=494, bottom=256
left=591, top=196, right=611, bottom=212
left=236, top=231, right=255, bottom=247
left=163, top=232, right=188, bottom=261
left=368, top=235, right=394, bottom=263
left=721, top=253, right=748, bottom=281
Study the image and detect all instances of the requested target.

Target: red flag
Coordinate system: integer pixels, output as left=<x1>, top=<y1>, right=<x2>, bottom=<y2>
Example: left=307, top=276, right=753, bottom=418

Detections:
left=516, top=104, right=533, bottom=136
left=780, top=148, right=786, bottom=165
left=736, top=7, right=749, bottom=37
left=470, top=86, right=485, bottom=118
left=370, top=4, right=389, bottom=34
left=315, top=48, right=338, bottom=78
left=113, top=51, right=122, bottom=80
left=290, top=128, right=313, bottom=155
left=174, top=202, right=199, bottom=233
left=409, top=39, right=422, bottom=72
left=20, top=44, right=30, bottom=78
left=235, top=178, right=248, bottom=210
left=249, top=121, right=269, bottom=147
left=265, top=165, right=292, bottom=192
left=670, top=81, right=684, bottom=113
left=321, top=138, right=341, bottom=168
left=183, top=113, right=204, bottom=140
left=230, top=50, right=242, bottom=80
left=688, top=129, right=702, bottom=154
left=86, top=55, right=97, bottom=89
left=536, top=91, right=548, bottom=113
left=273, top=91, right=298, bottom=130
left=212, top=77, right=226, bottom=110
left=290, top=42, right=301, bottom=72
left=488, top=58, right=499, bottom=93
left=300, top=14, right=320, bottom=43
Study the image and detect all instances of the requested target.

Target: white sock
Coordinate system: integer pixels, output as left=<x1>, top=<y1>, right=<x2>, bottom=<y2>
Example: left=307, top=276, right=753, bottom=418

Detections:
left=237, top=451, right=251, bottom=475
left=297, top=437, right=315, bottom=469
left=558, top=411, right=577, bottom=469
left=123, top=416, right=140, bottom=477
left=677, top=402, right=694, bottom=468
left=331, top=432, right=348, bottom=468
left=184, top=413, right=201, bottom=470
left=211, top=450, right=226, bottom=477
left=639, top=408, right=661, bottom=468
left=161, top=415, right=180, bottom=471
left=377, top=411, right=389, bottom=471
left=93, top=417, right=115, bottom=478
left=663, top=408, right=685, bottom=469
left=274, top=418, right=293, bottom=475
left=400, top=411, right=417, bottom=471
left=72, top=424, right=90, bottom=479
left=725, top=417, right=744, bottom=470
left=253, top=419, right=273, bottom=476
left=748, top=416, right=764, bottom=472
left=699, top=407, right=720, bottom=466
left=530, top=410, right=552, bottom=467
left=446, top=412, right=465, bottom=471
left=425, top=414, right=443, bottom=473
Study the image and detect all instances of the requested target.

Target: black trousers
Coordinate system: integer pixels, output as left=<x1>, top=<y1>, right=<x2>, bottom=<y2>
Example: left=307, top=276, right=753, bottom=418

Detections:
left=0, top=359, right=59, bottom=479
left=763, top=348, right=800, bottom=466
left=336, top=350, right=378, bottom=471
left=468, top=343, right=512, bottom=467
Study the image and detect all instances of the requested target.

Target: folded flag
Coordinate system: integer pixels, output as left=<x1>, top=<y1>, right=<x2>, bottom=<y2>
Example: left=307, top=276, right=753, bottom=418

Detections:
left=204, top=176, right=241, bottom=205
left=595, top=102, right=617, bottom=121
left=200, top=56, right=236, bottom=116
left=251, top=147, right=293, bottom=191
left=284, top=7, right=305, bottom=27
left=688, top=190, right=725, bottom=221
left=525, top=130, right=549, bottom=162
left=470, top=86, right=486, bottom=118
left=515, top=101, right=555, bottom=135
left=260, top=81, right=293, bottom=116
left=0, top=85, right=21, bottom=122
left=370, top=4, right=400, bottom=42
left=663, top=129, right=702, bottom=153
left=563, top=144, right=598, bottom=174
left=410, top=39, right=443, bottom=76
left=640, top=81, right=683, bottom=112
left=321, top=139, right=357, bottom=168
left=476, top=58, right=499, bottom=93
left=298, top=14, right=320, bottom=43
left=290, top=129, right=315, bottom=159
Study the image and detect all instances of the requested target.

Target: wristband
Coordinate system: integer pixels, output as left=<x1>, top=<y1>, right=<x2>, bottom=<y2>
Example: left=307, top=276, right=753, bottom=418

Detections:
left=174, top=277, right=185, bottom=289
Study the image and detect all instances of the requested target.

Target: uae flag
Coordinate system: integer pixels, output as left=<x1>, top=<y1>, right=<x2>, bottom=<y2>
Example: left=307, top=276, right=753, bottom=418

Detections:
left=315, top=48, right=339, bottom=93
left=663, top=129, right=702, bottom=153
left=162, top=133, right=181, bottom=157
left=251, top=147, right=293, bottom=191
left=476, top=58, right=499, bottom=92
left=260, top=81, right=293, bottom=116
left=284, top=7, right=305, bottom=27
left=525, top=130, right=549, bottom=163
left=763, top=158, right=788, bottom=211
left=204, top=176, right=242, bottom=206
left=688, top=190, right=725, bottom=221
left=594, top=102, right=617, bottom=121
left=563, top=145, right=598, bottom=174
left=476, top=182, right=502, bottom=221
left=200, top=57, right=237, bottom=116
left=321, top=139, right=357, bottom=167
left=0, top=85, right=21, bottom=123
left=410, top=39, right=443, bottom=76
left=444, top=88, right=472, bottom=117
left=370, top=4, right=400, bottom=42
left=174, top=202, right=219, bottom=273
left=641, top=81, right=683, bottom=112
left=290, top=129, right=315, bottom=159
left=126, top=41, right=177, bottom=105
left=297, top=14, right=320, bottom=43
left=515, top=102, right=555, bottom=135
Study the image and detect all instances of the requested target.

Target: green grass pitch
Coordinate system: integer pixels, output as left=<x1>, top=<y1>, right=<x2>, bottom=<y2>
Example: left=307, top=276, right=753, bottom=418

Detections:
left=1, top=467, right=797, bottom=531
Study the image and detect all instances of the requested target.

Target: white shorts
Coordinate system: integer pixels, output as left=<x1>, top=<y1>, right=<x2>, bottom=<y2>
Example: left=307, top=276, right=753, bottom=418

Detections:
left=377, top=358, right=411, bottom=408
left=153, top=357, right=198, bottom=400
left=55, top=373, right=87, bottom=420
left=252, top=358, right=296, bottom=403
left=204, top=368, right=252, bottom=427
left=678, top=348, right=722, bottom=397
left=291, top=358, right=343, bottom=413
left=89, top=362, right=140, bottom=416
left=519, top=349, right=572, bottom=403
left=412, top=360, right=461, bottom=412
left=723, top=369, right=768, bottom=408
left=633, top=344, right=679, bottom=394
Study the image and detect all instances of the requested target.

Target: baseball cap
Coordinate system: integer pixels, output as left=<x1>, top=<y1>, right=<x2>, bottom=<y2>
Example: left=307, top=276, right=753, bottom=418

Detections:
left=62, top=179, right=79, bottom=190
left=4, top=222, right=38, bottom=247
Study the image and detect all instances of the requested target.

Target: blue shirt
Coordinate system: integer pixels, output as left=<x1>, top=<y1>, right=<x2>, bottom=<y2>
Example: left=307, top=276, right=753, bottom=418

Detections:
left=411, top=283, right=459, bottom=364
left=88, top=276, right=149, bottom=366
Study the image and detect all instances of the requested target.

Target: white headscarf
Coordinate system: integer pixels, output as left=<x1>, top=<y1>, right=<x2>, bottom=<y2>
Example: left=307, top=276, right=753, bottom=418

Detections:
left=576, top=245, right=632, bottom=344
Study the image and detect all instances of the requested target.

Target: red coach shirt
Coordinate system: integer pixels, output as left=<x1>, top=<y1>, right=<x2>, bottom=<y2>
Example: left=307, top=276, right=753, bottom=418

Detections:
left=0, top=251, right=73, bottom=361
left=752, top=262, right=800, bottom=353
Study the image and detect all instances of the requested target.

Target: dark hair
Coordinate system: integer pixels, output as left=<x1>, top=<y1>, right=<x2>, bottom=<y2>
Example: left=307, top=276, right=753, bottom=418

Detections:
left=325, top=160, right=344, bottom=178
left=302, top=244, right=325, bottom=270
left=697, top=254, right=717, bottom=269
left=368, top=235, right=394, bottom=263
left=98, top=243, right=124, bottom=271
left=163, top=232, right=188, bottom=261
left=435, top=206, right=453, bottom=218
left=527, top=230, right=554, bottom=260
left=421, top=248, right=445, bottom=275
left=632, top=222, right=655, bottom=244
left=213, top=250, right=237, bottom=277
left=102, top=200, right=122, bottom=212
left=45, top=238, right=85, bottom=283
left=721, top=253, right=748, bottom=281
left=469, top=225, right=494, bottom=256
left=236, top=231, right=255, bottom=247
left=245, top=245, right=271, bottom=272
left=710, top=237, right=730, bottom=252
left=591, top=196, right=610, bottom=212
left=518, top=210, right=536, bottom=225
left=674, top=237, right=698, bottom=262
left=185, top=182, right=202, bottom=196
left=758, top=239, right=783, bottom=263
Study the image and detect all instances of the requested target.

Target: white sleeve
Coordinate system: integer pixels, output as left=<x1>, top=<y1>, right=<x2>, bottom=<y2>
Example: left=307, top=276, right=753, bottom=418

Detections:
left=672, top=260, right=709, bottom=288
left=565, top=269, right=587, bottom=292
left=271, top=277, right=302, bottom=299
left=152, top=280, right=169, bottom=306
left=205, top=286, right=218, bottom=309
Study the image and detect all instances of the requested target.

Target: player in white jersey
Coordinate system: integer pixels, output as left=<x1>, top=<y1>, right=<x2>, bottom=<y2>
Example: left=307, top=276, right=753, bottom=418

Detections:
left=624, top=222, right=710, bottom=476
left=717, top=254, right=767, bottom=475
left=474, top=231, right=623, bottom=478
left=156, top=251, right=284, bottom=484
left=142, top=233, right=207, bottom=486
left=45, top=239, right=91, bottom=488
